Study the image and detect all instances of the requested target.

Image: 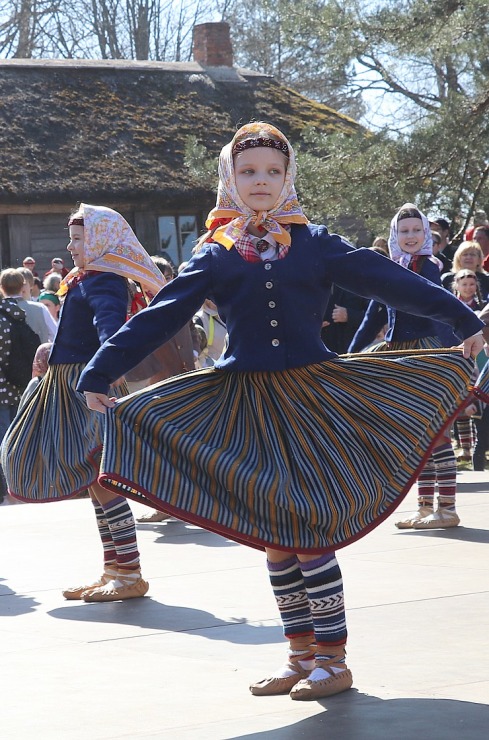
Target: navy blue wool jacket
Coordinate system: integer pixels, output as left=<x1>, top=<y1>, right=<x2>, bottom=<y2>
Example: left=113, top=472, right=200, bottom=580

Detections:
left=49, top=272, right=128, bottom=365
left=348, top=257, right=460, bottom=352
left=77, top=224, right=483, bottom=395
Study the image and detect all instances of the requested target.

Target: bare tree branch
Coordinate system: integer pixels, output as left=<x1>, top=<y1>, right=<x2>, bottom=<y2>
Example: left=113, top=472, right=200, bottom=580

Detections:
left=356, top=54, right=440, bottom=112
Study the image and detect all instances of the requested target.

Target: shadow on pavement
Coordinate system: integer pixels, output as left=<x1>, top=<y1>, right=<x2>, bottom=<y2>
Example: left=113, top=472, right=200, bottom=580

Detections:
left=455, top=481, right=489, bottom=493
left=47, top=599, right=283, bottom=645
left=0, top=578, right=39, bottom=617
left=234, top=691, right=489, bottom=740
left=137, top=518, right=240, bottom=548
left=396, top=527, right=489, bottom=544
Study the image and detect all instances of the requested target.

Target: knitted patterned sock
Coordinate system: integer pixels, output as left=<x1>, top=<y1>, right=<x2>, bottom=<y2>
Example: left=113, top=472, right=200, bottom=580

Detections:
left=432, top=442, right=457, bottom=510
left=267, top=556, right=315, bottom=674
left=299, top=553, right=347, bottom=673
left=100, top=495, right=141, bottom=579
left=417, top=456, right=436, bottom=508
left=456, top=418, right=474, bottom=456
left=90, top=497, right=117, bottom=567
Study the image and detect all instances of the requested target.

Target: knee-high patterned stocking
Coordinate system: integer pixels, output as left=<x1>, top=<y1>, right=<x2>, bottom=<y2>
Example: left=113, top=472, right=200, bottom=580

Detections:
left=432, top=441, right=457, bottom=510
left=90, top=497, right=117, bottom=567
left=417, top=455, right=436, bottom=508
left=267, top=556, right=315, bottom=672
left=456, top=418, right=475, bottom=457
left=100, top=495, right=141, bottom=581
left=299, top=553, right=347, bottom=672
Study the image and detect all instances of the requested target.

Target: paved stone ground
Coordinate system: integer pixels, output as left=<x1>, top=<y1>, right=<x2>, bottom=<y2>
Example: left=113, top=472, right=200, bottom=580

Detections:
left=1, top=471, right=488, bottom=739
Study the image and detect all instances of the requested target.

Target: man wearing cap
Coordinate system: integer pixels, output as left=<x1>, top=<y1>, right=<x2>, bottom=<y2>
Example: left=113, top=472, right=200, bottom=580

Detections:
left=429, top=219, right=453, bottom=270
left=43, top=257, right=69, bottom=279
left=22, top=256, right=39, bottom=277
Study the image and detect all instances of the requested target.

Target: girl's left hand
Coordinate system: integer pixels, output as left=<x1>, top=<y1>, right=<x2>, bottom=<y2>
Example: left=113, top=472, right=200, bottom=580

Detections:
left=84, top=392, right=116, bottom=413
left=461, top=333, right=484, bottom=358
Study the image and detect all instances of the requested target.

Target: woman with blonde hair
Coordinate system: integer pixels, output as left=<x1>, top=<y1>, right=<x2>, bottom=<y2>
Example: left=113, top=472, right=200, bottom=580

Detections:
left=442, top=241, right=489, bottom=297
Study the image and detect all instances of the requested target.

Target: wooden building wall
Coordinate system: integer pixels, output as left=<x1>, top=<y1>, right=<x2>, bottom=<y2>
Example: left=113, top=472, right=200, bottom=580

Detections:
left=0, top=207, right=207, bottom=276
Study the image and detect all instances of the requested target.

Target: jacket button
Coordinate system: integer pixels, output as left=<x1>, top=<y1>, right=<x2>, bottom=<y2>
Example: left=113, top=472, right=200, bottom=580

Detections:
left=264, top=263, right=272, bottom=270
left=268, top=301, right=276, bottom=308
left=272, top=339, right=280, bottom=347
left=270, top=320, right=278, bottom=327
left=265, top=281, right=273, bottom=289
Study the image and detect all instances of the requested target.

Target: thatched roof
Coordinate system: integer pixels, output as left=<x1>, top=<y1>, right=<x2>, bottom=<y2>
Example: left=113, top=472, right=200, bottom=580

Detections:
left=0, top=59, right=361, bottom=208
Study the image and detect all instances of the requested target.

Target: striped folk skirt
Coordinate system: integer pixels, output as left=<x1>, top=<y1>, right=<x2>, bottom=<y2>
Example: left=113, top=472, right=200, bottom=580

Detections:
left=97, top=349, right=475, bottom=554
left=0, top=364, right=124, bottom=502
left=365, top=335, right=442, bottom=353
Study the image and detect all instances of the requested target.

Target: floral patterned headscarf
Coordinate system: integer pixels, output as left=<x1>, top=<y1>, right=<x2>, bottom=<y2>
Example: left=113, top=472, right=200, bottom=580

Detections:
left=59, top=204, right=165, bottom=298
left=205, top=122, right=308, bottom=250
left=32, top=342, right=52, bottom=377
left=388, top=203, right=433, bottom=268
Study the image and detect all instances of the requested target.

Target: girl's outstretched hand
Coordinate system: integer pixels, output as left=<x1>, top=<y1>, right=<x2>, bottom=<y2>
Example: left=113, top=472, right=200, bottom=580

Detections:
left=84, top=392, right=116, bottom=413
left=461, top=333, right=484, bottom=359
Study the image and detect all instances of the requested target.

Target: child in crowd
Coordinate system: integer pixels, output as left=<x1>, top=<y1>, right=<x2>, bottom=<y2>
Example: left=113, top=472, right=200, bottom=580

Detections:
left=18, top=342, right=52, bottom=408
left=452, top=269, right=486, bottom=311
left=77, top=124, right=482, bottom=699
left=38, top=290, right=61, bottom=321
left=371, top=236, right=388, bottom=254
left=1, top=204, right=165, bottom=602
left=350, top=205, right=473, bottom=529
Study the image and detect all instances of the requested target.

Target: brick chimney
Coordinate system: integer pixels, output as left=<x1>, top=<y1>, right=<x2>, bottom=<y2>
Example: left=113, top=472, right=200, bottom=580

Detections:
left=192, top=22, right=233, bottom=67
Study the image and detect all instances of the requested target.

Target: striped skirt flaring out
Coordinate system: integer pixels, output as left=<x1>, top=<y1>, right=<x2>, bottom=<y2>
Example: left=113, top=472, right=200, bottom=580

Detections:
left=365, top=336, right=442, bottom=353
left=97, top=349, right=475, bottom=553
left=0, top=364, right=124, bottom=502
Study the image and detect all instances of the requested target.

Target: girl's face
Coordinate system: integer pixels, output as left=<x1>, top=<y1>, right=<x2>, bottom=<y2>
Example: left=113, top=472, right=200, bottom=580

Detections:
left=67, top=225, right=85, bottom=269
left=459, top=249, right=480, bottom=271
left=397, top=217, right=425, bottom=254
left=234, top=146, right=287, bottom=212
left=40, top=298, right=60, bottom=320
left=456, top=276, right=478, bottom=301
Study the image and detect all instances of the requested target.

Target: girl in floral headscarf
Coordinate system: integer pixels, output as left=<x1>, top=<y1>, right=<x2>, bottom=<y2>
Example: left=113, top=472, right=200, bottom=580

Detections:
left=349, top=204, right=466, bottom=531
left=75, top=125, right=482, bottom=700
left=1, top=204, right=165, bottom=603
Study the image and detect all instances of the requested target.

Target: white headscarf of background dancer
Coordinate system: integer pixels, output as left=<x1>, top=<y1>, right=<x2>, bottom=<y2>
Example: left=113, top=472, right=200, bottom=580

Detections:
left=388, top=203, right=433, bottom=268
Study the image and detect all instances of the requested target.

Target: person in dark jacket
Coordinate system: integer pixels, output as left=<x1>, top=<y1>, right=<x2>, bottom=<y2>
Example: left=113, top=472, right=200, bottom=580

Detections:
left=321, top=283, right=370, bottom=354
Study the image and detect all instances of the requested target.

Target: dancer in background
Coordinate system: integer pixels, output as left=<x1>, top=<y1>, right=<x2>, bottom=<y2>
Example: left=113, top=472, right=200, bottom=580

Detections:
left=350, top=204, right=469, bottom=529
left=1, top=204, right=165, bottom=602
